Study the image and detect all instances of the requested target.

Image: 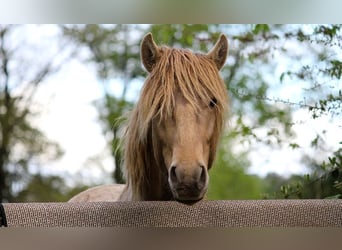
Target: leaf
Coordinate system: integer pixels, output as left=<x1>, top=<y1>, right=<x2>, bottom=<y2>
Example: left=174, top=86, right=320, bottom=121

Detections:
left=252, top=24, right=270, bottom=35
left=289, top=143, right=300, bottom=149
left=304, top=174, right=311, bottom=182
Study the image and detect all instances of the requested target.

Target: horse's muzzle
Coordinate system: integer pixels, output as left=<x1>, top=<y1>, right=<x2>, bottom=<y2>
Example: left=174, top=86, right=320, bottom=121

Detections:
left=168, top=165, right=208, bottom=201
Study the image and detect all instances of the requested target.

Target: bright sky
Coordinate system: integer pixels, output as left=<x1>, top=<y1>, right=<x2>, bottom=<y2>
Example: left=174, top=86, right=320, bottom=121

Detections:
left=17, top=25, right=341, bottom=186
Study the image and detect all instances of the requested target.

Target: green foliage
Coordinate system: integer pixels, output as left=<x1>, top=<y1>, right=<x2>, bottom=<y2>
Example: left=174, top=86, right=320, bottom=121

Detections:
left=0, top=25, right=65, bottom=202
left=64, top=25, right=143, bottom=183
left=327, top=60, right=342, bottom=79
left=207, top=134, right=264, bottom=199
left=14, top=174, right=90, bottom=202
left=94, top=94, right=133, bottom=183
left=63, top=24, right=145, bottom=81
left=272, top=147, right=342, bottom=199
left=208, top=163, right=263, bottom=200
left=149, top=24, right=214, bottom=51
left=252, top=24, right=270, bottom=35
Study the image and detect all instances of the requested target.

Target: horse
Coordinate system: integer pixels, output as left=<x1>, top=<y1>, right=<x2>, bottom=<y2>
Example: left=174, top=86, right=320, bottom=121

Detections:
left=69, top=33, right=229, bottom=202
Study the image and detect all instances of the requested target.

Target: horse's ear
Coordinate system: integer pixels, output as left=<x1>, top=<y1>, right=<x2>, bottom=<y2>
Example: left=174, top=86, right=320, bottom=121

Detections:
left=141, top=33, right=160, bottom=73
left=207, top=34, right=228, bottom=70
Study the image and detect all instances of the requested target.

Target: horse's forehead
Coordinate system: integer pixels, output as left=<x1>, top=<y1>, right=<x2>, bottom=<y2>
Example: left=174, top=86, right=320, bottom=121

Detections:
left=174, top=91, right=189, bottom=105
left=173, top=91, right=203, bottom=112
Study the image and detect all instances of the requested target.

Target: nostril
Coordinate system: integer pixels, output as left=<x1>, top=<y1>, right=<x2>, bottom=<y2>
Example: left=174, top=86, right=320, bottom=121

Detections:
left=198, top=165, right=207, bottom=187
left=170, top=165, right=178, bottom=183
left=200, top=165, right=206, bottom=180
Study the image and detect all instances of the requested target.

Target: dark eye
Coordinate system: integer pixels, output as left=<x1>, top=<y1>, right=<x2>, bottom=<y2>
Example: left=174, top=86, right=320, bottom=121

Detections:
left=209, top=98, right=217, bottom=108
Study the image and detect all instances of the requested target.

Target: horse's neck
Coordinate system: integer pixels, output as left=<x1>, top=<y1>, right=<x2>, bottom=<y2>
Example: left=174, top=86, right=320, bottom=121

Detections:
left=141, top=127, right=173, bottom=200
left=121, top=158, right=172, bottom=201
left=143, top=161, right=173, bottom=200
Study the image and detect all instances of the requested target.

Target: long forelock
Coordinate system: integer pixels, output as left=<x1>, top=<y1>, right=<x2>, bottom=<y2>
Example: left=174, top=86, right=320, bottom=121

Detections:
left=137, top=46, right=227, bottom=138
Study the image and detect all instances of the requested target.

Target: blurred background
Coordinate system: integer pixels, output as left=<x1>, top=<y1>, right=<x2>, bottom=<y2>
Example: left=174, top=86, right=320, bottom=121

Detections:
left=0, top=24, right=341, bottom=202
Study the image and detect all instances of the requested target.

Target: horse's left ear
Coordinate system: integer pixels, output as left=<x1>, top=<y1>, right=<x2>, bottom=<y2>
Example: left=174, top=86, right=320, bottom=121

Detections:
left=141, top=33, right=160, bottom=73
left=207, top=34, right=229, bottom=70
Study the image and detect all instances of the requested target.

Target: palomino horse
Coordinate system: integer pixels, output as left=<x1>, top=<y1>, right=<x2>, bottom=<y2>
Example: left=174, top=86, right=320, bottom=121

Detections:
left=69, top=33, right=229, bottom=202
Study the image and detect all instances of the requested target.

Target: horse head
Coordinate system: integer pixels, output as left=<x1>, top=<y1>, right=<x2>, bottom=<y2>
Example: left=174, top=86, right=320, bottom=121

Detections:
left=130, top=33, right=229, bottom=201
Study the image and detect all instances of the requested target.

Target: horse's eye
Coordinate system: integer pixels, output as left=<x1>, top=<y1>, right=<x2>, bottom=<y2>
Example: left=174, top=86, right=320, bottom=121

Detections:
left=209, top=98, right=217, bottom=108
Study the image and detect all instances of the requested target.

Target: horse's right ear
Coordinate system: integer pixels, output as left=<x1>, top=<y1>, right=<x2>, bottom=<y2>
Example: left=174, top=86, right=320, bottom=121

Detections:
left=141, top=33, right=160, bottom=73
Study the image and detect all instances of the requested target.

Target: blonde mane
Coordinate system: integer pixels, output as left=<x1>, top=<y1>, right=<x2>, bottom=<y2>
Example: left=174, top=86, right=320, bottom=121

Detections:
left=122, top=46, right=228, bottom=200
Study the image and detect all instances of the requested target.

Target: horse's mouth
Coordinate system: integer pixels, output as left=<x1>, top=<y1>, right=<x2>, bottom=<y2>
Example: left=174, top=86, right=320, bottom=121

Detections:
left=175, top=196, right=204, bottom=205
left=171, top=186, right=207, bottom=203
